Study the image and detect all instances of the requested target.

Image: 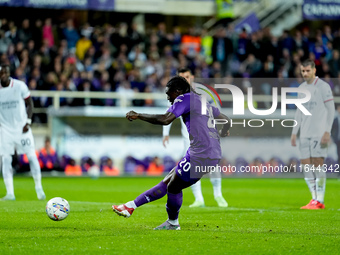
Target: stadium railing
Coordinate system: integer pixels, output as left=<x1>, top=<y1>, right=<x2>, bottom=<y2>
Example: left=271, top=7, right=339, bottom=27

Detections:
left=31, top=90, right=328, bottom=110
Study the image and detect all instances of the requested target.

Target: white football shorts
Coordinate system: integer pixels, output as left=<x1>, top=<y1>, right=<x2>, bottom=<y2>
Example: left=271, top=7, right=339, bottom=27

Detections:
left=299, top=137, right=328, bottom=159
left=0, top=127, right=36, bottom=156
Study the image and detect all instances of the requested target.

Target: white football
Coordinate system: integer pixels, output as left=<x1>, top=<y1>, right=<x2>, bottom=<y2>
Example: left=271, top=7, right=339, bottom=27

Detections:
left=46, top=197, right=70, bottom=221
left=88, top=165, right=100, bottom=179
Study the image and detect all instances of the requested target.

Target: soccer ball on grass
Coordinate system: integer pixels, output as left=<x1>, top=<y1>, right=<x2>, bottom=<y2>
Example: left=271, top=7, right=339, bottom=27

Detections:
left=46, top=197, right=70, bottom=221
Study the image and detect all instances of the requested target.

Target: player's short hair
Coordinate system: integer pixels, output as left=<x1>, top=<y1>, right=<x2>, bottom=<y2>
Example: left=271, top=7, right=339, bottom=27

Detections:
left=177, top=67, right=192, bottom=75
left=166, top=76, right=192, bottom=94
left=301, top=59, right=315, bottom=69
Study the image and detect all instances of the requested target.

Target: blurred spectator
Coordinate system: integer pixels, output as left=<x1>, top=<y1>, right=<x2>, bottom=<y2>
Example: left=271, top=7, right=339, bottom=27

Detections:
left=42, top=18, right=55, bottom=49
left=211, top=26, right=233, bottom=76
left=236, top=27, right=249, bottom=62
left=5, top=25, right=19, bottom=45
left=128, top=44, right=147, bottom=66
left=31, top=19, right=42, bottom=49
left=82, top=157, right=97, bottom=173
left=181, top=27, right=201, bottom=59
left=102, top=157, right=120, bottom=176
left=0, top=30, right=11, bottom=54
left=146, top=156, right=164, bottom=176
left=0, top=15, right=339, bottom=121
left=73, top=79, right=101, bottom=106
left=278, top=30, right=294, bottom=54
left=62, top=19, right=80, bottom=52
left=328, top=50, right=340, bottom=77
left=128, top=22, right=144, bottom=50
left=219, top=157, right=233, bottom=175
left=248, top=157, right=265, bottom=175
left=65, top=158, right=82, bottom=176
left=17, top=19, right=32, bottom=46
left=76, top=33, right=92, bottom=61
left=288, top=157, right=300, bottom=172
left=322, top=25, right=333, bottom=45
left=312, top=34, right=327, bottom=65
left=38, top=136, right=62, bottom=172
left=239, top=54, right=262, bottom=77
left=116, top=81, right=134, bottom=106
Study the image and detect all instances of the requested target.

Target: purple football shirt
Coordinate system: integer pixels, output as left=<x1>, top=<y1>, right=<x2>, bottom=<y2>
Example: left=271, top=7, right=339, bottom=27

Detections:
left=167, top=92, right=222, bottom=159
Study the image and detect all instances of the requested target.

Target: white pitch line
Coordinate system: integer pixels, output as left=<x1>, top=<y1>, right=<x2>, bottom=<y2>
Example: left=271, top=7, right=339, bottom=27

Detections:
left=70, top=201, right=112, bottom=205
left=69, top=201, right=272, bottom=211
left=65, top=201, right=340, bottom=211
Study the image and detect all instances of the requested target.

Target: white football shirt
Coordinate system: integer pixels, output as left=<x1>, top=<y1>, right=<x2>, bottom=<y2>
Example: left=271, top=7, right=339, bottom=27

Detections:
left=297, top=77, right=333, bottom=138
left=0, top=78, right=30, bottom=133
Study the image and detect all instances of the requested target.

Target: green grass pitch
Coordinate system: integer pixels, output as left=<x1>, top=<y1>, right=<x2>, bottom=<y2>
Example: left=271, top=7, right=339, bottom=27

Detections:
left=0, top=176, right=339, bottom=254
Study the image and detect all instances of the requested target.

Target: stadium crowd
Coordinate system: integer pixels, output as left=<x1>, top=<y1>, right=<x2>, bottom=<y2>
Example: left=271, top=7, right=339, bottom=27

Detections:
left=1, top=18, right=340, bottom=113
left=1, top=17, right=340, bottom=175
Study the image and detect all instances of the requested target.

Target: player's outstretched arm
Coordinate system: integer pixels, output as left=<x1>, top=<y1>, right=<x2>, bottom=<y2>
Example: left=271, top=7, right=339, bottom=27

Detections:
left=215, top=113, right=231, bottom=137
left=126, top=111, right=176, bottom=125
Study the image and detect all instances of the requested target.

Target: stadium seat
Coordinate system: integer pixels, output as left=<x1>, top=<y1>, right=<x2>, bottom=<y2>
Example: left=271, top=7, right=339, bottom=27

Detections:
left=143, top=156, right=153, bottom=167
left=99, top=156, right=110, bottom=171
left=80, top=156, right=92, bottom=172
left=287, top=157, right=300, bottom=173
left=272, top=156, right=286, bottom=167
left=163, top=155, right=176, bottom=173
left=124, top=156, right=138, bottom=174
left=235, top=157, right=249, bottom=173
left=60, top=154, right=72, bottom=169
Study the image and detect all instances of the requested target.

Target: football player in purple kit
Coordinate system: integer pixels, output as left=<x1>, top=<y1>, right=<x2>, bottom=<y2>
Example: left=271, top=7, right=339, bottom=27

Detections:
left=112, top=76, right=230, bottom=230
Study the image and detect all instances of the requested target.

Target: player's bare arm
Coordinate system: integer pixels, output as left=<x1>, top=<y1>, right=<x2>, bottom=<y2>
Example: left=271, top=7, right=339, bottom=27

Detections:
left=321, top=132, right=330, bottom=147
left=163, top=135, right=170, bottom=147
left=23, top=96, right=33, bottom=133
left=291, top=134, right=297, bottom=147
left=126, top=111, right=176, bottom=125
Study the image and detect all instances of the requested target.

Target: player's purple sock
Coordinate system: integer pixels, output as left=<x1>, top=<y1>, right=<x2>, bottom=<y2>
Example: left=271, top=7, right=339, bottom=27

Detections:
left=134, top=181, right=167, bottom=207
left=166, top=192, right=183, bottom=220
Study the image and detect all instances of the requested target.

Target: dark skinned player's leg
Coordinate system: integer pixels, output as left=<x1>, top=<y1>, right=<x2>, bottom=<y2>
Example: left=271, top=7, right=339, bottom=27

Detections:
left=166, top=170, right=194, bottom=222
left=113, top=168, right=177, bottom=218
left=132, top=168, right=176, bottom=207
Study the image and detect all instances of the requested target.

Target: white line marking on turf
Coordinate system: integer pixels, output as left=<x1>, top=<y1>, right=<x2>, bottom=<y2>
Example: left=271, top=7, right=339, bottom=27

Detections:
left=69, top=201, right=272, bottom=212
left=65, top=201, right=340, bottom=211
left=70, top=201, right=112, bottom=205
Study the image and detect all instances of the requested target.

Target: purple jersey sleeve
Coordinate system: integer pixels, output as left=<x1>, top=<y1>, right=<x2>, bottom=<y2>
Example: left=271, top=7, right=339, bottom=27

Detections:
left=167, top=94, right=190, bottom=118
left=212, top=105, right=220, bottom=118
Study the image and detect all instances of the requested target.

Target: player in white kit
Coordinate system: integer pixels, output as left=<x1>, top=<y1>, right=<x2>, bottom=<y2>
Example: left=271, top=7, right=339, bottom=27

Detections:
left=0, top=64, right=46, bottom=201
left=163, top=68, right=228, bottom=207
left=291, top=59, right=335, bottom=209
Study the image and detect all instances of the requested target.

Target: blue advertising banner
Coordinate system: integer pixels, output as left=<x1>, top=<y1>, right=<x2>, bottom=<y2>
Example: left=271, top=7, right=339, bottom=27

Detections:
left=23, top=0, right=88, bottom=10
left=0, top=0, right=115, bottom=10
left=303, top=0, right=340, bottom=20
left=88, top=0, right=114, bottom=11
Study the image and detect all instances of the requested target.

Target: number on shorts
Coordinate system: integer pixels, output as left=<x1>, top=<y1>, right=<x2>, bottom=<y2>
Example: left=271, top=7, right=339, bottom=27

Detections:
left=313, top=140, right=318, bottom=149
left=21, top=138, right=31, bottom=146
left=179, top=157, right=191, bottom=172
